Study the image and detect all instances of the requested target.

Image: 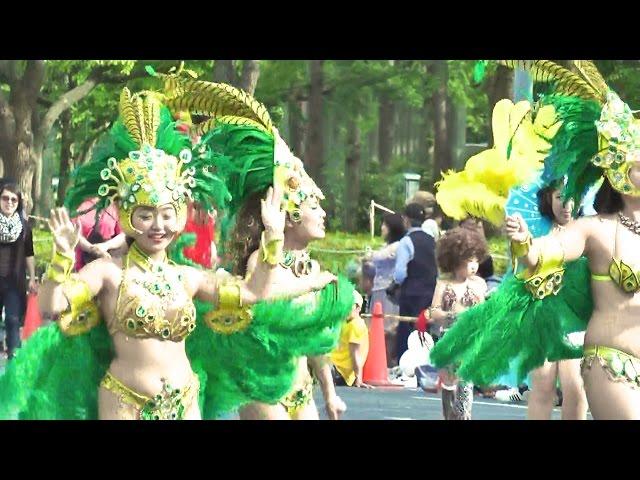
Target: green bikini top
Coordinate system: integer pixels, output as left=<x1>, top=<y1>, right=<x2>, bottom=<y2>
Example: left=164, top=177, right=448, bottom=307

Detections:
left=591, top=219, right=640, bottom=293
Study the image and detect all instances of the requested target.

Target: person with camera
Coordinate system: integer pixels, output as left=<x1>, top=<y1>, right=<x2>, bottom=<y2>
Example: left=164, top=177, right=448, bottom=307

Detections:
left=364, top=212, right=406, bottom=366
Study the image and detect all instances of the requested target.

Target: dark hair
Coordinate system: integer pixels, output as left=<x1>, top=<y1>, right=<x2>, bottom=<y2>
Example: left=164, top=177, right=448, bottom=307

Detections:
left=477, top=255, right=494, bottom=279
left=537, top=185, right=556, bottom=220
left=404, top=202, right=426, bottom=226
left=0, top=182, right=25, bottom=219
left=594, top=178, right=624, bottom=214
left=460, top=217, right=487, bottom=241
left=229, top=190, right=266, bottom=276
left=436, top=226, right=488, bottom=274
left=382, top=213, right=406, bottom=244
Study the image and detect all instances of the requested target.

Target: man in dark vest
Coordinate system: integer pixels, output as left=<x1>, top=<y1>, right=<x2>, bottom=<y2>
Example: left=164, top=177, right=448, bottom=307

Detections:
left=393, top=203, right=437, bottom=361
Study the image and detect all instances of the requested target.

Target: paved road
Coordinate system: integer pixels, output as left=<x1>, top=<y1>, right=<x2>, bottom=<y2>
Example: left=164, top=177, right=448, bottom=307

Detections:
left=0, top=355, right=589, bottom=420
left=316, top=386, right=592, bottom=420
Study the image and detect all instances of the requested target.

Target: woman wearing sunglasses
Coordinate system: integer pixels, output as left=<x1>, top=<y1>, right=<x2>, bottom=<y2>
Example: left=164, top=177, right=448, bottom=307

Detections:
left=0, top=181, right=37, bottom=360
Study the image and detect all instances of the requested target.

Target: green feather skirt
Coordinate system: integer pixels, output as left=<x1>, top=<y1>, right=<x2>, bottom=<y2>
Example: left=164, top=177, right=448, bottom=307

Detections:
left=429, top=258, right=592, bottom=386
left=0, top=278, right=353, bottom=419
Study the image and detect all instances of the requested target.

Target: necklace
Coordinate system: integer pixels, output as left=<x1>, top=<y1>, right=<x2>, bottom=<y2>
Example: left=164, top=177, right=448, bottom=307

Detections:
left=127, top=243, right=181, bottom=307
left=618, top=212, right=640, bottom=236
left=280, top=249, right=314, bottom=277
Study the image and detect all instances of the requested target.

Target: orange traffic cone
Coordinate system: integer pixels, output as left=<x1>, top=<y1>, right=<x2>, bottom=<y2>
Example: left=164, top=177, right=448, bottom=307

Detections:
left=21, top=293, right=42, bottom=340
left=362, top=301, right=402, bottom=387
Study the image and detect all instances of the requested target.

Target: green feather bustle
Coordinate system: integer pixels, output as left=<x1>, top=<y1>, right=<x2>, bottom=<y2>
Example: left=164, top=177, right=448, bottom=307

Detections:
left=430, top=258, right=592, bottom=386
left=0, top=277, right=352, bottom=419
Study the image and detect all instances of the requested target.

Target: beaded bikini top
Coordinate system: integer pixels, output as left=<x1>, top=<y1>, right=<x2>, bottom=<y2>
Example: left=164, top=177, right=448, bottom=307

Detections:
left=111, top=243, right=196, bottom=341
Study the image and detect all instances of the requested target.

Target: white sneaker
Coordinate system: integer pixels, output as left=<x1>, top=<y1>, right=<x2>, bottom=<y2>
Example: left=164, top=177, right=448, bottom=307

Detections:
left=388, top=366, right=402, bottom=380
left=494, top=388, right=524, bottom=403
left=401, top=376, right=417, bottom=388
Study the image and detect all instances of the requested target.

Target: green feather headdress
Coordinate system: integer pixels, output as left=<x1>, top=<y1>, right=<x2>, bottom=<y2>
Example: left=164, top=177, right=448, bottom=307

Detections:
left=64, top=88, right=229, bottom=236
left=498, top=60, right=640, bottom=207
left=155, top=70, right=324, bottom=253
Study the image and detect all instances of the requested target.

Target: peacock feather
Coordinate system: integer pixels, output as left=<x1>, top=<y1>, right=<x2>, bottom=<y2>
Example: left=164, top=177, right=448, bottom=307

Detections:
left=499, top=60, right=602, bottom=102
left=194, top=115, right=270, bottom=136
left=162, top=79, right=273, bottom=134
left=119, top=88, right=143, bottom=147
left=572, top=60, right=608, bottom=102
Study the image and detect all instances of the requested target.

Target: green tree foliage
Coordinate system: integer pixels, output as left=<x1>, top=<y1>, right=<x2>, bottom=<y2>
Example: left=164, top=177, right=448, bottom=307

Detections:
left=22, top=59, right=640, bottom=233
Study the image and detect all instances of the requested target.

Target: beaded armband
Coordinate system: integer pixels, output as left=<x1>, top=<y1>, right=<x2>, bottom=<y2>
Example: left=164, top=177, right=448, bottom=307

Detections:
left=517, top=236, right=566, bottom=300
left=58, top=275, right=101, bottom=336
left=204, top=275, right=253, bottom=334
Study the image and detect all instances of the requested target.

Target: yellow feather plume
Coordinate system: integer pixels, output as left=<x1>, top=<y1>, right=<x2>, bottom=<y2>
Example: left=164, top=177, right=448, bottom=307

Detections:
left=435, top=98, right=558, bottom=226
left=435, top=168, right=507, bottom=226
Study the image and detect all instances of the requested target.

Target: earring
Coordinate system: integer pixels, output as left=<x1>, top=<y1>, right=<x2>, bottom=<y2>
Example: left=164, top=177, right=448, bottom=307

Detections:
left=290, top=209, right=302, bottom=223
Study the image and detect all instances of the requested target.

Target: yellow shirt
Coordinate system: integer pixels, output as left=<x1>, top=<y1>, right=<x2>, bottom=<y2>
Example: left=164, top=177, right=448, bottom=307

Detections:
left=330, top=316, right=369, bottom=386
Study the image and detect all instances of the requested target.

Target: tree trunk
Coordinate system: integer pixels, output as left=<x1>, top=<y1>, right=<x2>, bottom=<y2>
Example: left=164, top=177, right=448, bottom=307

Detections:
left=239, top=60, right=260, bottom=95
left=79, top=122, right=111, bottom=165
left=212, top=60, right=238, bottom=84
left=378, top=91, right=395, bottom=169
left=485, top=65, right=514, bottom=148
left=344, top=116, right=361, bottom=232
left=56, top=109, right=73, bottom=206
left=447, top=98, right=467, bottom=170
left=431, top=60, right=451, bottom=187
left=418, top=97, right=432, bottom=173
left=287, top=95, right=305, bottom=156
left=407, top=106, right=416, bottom=163
left=304, top=60, right=324, bottom=182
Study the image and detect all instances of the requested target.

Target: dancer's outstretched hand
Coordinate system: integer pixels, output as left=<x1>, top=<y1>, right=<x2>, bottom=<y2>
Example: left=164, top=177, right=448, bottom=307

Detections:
left=47, top=207, right=80, bottom=256
left=505, top=213, right=529, bottom=243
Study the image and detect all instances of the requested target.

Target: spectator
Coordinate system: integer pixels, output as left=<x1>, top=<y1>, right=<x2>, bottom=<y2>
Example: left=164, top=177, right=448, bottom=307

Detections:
left=330, top=291, right=372, bottom=388
left=408, top=190, right=441, bottom=240
left=460, top=217, right=501, bottom=294
left=182, top=203, right=217, bottom=269
left=359, top=260, right=375, bottom=311
left=429, top=226, right=488, bottom=420
left=365, top=212, right=406, bottom=365
left=393, top=203, right=437, bottom=361
left=73, top=198, right=126, bottom=270
left=0, top=182, right=36, bottom=359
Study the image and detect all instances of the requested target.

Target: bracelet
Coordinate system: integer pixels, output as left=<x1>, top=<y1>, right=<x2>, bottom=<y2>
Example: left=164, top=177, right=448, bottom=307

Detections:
left=510, top=233, right=532, bottom=259
left=218, top=281, right=242, bottom=309
left=45, top=250, right=75, bottom=284
left=204, top=276, right=253, bottom=334
left=58, top=275, right=101, bottom=336
left=260, top=231, right=284, bottom=266
left=518, top=236, right=566, bottom=300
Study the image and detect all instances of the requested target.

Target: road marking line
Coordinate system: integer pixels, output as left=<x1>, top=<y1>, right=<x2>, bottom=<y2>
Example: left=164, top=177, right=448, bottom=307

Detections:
left=411, top=395, right=530, bottom=410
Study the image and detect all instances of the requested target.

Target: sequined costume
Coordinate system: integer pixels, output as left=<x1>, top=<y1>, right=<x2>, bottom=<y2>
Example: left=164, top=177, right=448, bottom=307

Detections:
left=438, top=283, right=481, bottom=420
left=0, top=81, right=352, bottom=420
left=0, top=86, right=231, bottom=419
left=157, top=70, right=355, bottom=417
left=431, top=60, right=640, bottom=387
